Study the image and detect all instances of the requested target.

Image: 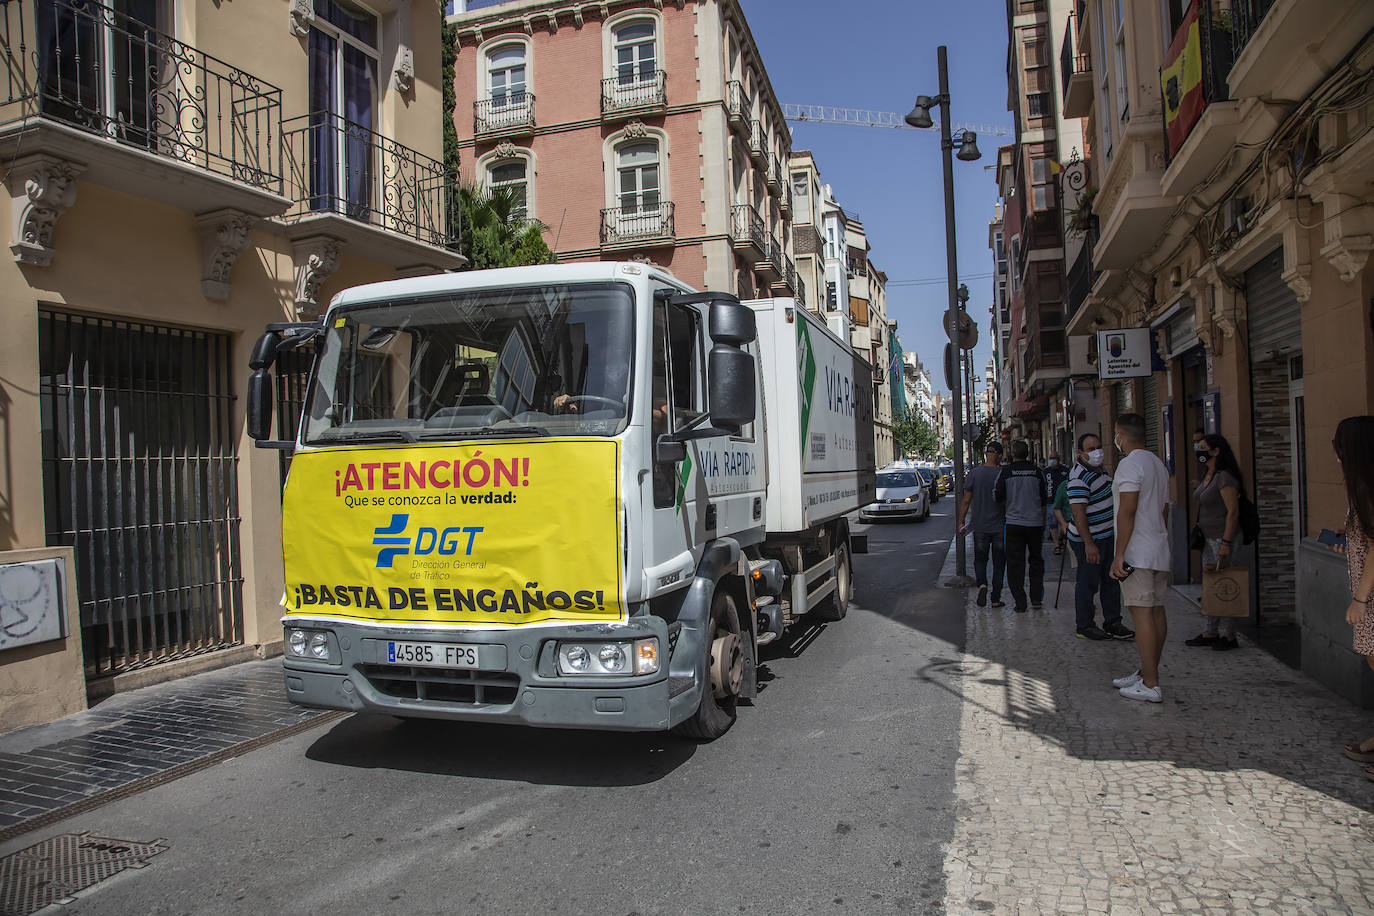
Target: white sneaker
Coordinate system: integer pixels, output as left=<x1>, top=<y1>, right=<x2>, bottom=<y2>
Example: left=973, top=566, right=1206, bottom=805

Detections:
left=1111, top=669, right=1142, bottom=689
left=1119, top=681, right=1163, bottom=703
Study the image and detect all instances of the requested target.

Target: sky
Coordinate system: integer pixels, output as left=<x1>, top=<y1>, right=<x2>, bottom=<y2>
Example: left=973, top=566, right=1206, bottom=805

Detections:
left=740, top=0, right=1010, bottom=404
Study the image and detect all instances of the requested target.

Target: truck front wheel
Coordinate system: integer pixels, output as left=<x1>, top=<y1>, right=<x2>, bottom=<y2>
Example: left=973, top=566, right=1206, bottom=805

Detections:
left=672, top=587, right=741, bottom=740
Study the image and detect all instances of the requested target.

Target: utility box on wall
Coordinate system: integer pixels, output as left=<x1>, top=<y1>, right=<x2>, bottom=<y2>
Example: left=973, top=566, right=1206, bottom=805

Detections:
left=0, top=547, right=86, bottom=734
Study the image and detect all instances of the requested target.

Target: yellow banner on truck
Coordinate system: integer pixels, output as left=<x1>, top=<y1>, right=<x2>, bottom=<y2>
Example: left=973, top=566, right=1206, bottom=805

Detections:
left=281, top=439, right=623, bottom=626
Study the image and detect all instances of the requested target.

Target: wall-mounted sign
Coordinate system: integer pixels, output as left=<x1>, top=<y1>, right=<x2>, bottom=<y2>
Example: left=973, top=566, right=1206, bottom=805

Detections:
left=1097, top=328, right=1156, bottom=379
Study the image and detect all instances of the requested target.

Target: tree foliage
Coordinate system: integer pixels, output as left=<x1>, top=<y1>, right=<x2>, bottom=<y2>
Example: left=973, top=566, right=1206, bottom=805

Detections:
left=457, top=182, right=555, bottom=270
left=893, top=413, right=940, bottom=460
left=441, top=20, right=461, bottom=243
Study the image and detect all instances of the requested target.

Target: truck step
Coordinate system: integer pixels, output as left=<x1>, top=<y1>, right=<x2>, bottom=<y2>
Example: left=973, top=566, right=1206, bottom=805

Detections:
left=755, top=604, right=784, bottom=646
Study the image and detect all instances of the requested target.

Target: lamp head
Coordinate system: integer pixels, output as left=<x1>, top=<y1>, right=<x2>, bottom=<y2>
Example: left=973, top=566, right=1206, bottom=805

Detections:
left=956, top=131, right=981, bottom=161
left=904, top=95, right=936, bottom=129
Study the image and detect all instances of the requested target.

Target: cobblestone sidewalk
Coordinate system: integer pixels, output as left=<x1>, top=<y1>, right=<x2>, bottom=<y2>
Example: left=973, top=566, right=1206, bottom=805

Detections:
left=0, top=660, right=332, bottom=840
left=937, top=538, right=1374, bottom=915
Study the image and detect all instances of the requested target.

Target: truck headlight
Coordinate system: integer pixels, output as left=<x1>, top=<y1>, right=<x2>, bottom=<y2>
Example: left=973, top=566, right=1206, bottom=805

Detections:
left=288, top=629, right=307, bottom=657
left=309, top=632, right=329, bottom=659
left=557, top=638, right=659, bottom=676
left=285, top=627, right=334, bottom=663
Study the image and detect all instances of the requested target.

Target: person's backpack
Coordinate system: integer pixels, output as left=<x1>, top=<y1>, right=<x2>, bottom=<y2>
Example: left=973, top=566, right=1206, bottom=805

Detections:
left=1239, top=492, right=1260, bottom=545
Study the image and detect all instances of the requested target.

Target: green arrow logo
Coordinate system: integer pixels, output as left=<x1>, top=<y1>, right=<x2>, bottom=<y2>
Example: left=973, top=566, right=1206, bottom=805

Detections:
left=674, top=451, right=693, bottom=516
left=796, top=318, right=817, bottom=454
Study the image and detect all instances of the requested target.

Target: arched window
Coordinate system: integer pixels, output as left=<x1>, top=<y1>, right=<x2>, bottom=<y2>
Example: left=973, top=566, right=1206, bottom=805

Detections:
left=487, top=160, right=528, bottom=220
left=613, top=20, right=656, bottom=85
left=486, top=44, right=527, bottom=110
left=616, top=142, right=660, bottom=214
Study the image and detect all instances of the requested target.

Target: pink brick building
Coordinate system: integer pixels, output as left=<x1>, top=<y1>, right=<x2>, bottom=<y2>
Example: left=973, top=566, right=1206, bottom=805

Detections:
left=448, top=0, right=803, bottom=302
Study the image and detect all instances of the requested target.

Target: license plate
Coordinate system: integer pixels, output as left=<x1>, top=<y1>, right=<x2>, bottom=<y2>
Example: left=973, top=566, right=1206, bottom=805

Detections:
left=386, top=641, right=480, bottom=669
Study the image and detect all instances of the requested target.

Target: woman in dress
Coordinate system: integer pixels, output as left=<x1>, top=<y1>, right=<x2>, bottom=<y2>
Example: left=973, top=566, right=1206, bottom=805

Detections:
left=1184, top=434, right=1246, bottom=651
left=1336, top=417, right=1374, bottom=775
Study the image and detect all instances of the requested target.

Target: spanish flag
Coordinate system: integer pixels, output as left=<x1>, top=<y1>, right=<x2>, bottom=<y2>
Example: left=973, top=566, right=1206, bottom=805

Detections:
left=1161, top=2, right=1205, bottom=158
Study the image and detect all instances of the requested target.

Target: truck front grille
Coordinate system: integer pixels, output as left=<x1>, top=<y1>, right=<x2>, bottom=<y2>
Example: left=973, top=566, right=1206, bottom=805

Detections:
left=359, top=665, right=521, bottom=706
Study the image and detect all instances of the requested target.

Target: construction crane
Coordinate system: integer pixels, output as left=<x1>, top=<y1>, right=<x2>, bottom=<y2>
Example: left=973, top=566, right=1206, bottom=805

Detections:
left=781, top=103, right=1011, bottom=139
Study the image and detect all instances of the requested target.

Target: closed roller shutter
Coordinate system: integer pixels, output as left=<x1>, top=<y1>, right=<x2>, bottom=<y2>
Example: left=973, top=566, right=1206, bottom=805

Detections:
left=1144, top=378, right=1160, bottom=453
left=1246, top=248, right=1301, bottom=355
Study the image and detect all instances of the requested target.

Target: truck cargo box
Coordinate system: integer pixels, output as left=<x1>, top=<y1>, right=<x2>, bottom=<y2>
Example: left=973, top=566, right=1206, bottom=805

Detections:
left=747, top=298, right=877, bottom=534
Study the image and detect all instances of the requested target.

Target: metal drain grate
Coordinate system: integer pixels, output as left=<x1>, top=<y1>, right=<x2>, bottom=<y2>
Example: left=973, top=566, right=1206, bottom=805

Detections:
left=0, top=833, right=167, bottom=915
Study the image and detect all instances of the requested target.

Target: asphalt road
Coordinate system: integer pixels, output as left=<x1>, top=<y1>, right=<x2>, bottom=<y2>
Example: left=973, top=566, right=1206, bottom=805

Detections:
left=19, top=501, right=965, bottom=916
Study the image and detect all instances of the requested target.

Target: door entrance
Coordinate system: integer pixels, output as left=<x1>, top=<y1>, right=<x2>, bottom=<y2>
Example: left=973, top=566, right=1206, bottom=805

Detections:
left=38, top=310, right=244, bottom=678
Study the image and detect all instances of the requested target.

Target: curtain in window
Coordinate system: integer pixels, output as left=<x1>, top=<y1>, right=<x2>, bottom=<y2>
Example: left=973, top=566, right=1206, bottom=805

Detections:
left=307, top=29, right=338, bottom=212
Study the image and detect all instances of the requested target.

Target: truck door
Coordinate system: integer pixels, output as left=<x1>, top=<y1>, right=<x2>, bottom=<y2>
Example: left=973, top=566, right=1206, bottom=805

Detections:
left=645, top=289, right=707, bottom=591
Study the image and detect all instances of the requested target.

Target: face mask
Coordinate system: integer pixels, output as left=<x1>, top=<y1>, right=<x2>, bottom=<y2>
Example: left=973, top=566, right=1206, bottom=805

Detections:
left=1086, top=449, right=1104, bottom=466
left=1197, top=451, right=1211, bottom=465
left=1113, top=436, right=1123, bottom=454
left=1047, top=458, right=1059, bottom=467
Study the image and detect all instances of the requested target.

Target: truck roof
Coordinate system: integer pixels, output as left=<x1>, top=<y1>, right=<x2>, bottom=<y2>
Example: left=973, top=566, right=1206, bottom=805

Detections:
left=327, top=262, right=692, bottom=310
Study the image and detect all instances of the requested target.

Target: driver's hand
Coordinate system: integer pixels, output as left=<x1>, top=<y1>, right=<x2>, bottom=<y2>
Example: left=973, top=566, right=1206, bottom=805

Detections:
left=553, top=394, right=578, bottom=414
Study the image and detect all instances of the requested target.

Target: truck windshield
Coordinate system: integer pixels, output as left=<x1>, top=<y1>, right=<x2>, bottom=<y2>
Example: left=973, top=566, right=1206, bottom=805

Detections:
left=302, top=282, right=635, bottom=444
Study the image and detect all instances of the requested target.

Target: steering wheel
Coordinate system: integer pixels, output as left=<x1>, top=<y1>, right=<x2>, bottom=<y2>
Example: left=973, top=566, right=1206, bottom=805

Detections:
left=556, top=395, right=623, bottom=414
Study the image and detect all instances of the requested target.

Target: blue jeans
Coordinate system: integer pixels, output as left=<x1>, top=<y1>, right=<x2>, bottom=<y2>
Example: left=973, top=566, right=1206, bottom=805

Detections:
left=972, top=531, right=1006, bottom=598
left=1069, top=535, right=1122, bottom=631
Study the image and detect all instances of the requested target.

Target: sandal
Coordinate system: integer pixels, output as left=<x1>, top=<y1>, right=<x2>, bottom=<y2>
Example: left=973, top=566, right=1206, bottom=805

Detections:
left=1344, top=741, right=1374, bottom=763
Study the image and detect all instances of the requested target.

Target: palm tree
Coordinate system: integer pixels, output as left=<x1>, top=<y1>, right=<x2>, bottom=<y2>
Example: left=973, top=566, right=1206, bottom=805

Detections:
left=457, top=181, right=554, bottom=270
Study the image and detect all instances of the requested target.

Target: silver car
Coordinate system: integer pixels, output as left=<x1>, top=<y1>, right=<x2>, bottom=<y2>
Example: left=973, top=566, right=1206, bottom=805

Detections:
left=860, top=470, right=931, bottom=522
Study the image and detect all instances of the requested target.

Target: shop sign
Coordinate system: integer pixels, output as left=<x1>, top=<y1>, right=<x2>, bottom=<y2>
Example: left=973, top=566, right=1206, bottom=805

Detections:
left=1097, top=328, right=1159, bottom=379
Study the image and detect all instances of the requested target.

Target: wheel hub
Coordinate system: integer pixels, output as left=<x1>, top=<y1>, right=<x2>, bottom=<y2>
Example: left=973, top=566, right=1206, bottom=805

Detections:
left=710, top=632, right=743, bottom=699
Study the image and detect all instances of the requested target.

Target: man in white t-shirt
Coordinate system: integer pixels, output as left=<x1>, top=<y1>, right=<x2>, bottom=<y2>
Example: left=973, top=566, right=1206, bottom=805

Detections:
left=1109, top=413, right=1172, bottom=703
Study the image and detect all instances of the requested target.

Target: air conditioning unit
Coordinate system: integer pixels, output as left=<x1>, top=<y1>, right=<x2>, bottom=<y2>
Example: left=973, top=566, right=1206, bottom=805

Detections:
left=1220, top=196, right=1251, bottom=236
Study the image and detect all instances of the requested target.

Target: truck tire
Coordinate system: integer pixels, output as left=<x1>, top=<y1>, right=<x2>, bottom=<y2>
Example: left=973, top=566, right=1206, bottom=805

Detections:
left=811, top=541, right=851, bottom=622
left=672, top=587, right=741, bottom=740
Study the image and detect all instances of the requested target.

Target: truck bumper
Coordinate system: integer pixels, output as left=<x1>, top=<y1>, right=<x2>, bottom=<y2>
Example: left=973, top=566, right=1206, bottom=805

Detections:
left=281, top=617, right=684, bottom=732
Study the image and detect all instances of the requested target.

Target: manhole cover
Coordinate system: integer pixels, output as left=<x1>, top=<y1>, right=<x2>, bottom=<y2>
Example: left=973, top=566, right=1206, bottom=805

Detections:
left=0, top=832, right=167, bottom=915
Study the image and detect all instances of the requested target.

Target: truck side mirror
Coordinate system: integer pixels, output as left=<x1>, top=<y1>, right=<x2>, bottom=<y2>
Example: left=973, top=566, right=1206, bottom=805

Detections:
left=246, top=369, right=274, bottom=441
left=249, top=332, right=280, bottom=371
left=708, top=345, right=755, bottom=434
left=709, top=299, right=756, bottom=345
left=655, top=436, right=687, bottom=464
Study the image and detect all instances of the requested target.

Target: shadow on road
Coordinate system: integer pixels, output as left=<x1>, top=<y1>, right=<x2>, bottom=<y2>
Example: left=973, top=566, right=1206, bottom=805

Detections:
left=304, top=714, right=696, bottom=787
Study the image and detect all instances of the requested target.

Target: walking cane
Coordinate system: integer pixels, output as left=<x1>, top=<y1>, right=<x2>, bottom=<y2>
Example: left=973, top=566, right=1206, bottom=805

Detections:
left=1054, top=540, right=1068, bottom=608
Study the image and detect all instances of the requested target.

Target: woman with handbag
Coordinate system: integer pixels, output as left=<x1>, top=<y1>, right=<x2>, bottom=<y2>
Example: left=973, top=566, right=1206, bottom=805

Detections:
left=1184, top=433, right=1245, bottom=651
left=1335, top=417, right=1374, bottom=774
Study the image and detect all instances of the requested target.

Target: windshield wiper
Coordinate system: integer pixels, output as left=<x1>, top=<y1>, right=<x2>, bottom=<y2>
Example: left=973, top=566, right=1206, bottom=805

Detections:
left=318, top=429, right=420, bottom=444
left=418, top=425, right=550, bottom=440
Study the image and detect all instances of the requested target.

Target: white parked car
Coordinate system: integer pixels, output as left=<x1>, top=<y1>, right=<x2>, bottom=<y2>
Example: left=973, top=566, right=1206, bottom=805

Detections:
left=859, top=469, right=931, bottom=522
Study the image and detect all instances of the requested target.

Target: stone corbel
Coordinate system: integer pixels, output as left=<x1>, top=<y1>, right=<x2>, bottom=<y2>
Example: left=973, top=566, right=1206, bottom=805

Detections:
left=546, top=13, right=557, bottom=33
left=522, top=17, right=533, bottom=35
left=1281, top=200, right=1313, bottom=301
left=393, top=46, right=414, bottom=93
left=289, top=0, right=314, bottom=36
left=7, top=155, right=83, bottom=267
left=1320, top=233, right=1374, bottom=283
left=293, top=236, right=342, bottom=317
left=1314, top=190, right=1374, bottom=283
left=573, top=7, right=584, bottom=27
left=196, top=209, right=254, bottom=301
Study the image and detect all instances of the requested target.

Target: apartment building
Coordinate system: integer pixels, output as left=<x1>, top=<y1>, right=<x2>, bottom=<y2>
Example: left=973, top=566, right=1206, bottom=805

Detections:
left=0, top=0, right=460, bottom=731
left=788, top=150, right=825, bottom=316
left=988, top=201, right=1014, bottom=434
left=1058, top=0, right=1374, bottom=704
left=902, top=352, right=937, bottom=435
left=842, top=215, right=894, bottom=467
left=446, top=0, right=799, bottom=302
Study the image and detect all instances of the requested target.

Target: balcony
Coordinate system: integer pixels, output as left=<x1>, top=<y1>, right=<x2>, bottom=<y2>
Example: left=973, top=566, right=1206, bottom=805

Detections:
left=474, top=91, right=534, bottom=139
left=770, top=256, right=797, bottom=295
left=726, top=81, right=752, bottom=140
left=1059, top=12, right=1093, bottom=119
left=1228, top=0, right=1374, bottom=105
left=756, top=232, right=782, bottom=281
left=778, top=179, right=792, bottom=218
left=748, top=123, right=767, bottom=165
left=766, top=154, right=783, bottom=194
left=601, top=72, right=667, bottom=122
left=1091, top=119, right=1175, bottom=270
left=731, top=203, right=766, bottom=260
left=0, top=0, right=287, bottom=220
left=599, top=201, right=675, bottom=249
left=281, top=112, right=460, bottom=267
left=796, top=274, right=807, bottom=308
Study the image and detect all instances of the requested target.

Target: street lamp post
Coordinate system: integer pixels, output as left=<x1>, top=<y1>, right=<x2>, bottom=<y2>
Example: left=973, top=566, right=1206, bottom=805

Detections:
left=907, top=45, right=980, bottom=585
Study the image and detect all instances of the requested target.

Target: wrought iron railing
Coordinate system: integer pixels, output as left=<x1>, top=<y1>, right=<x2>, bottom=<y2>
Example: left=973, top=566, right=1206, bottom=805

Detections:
left=1161, top=2, right=1237, bottom=160
left=601, top=72, right=666, bottom=114
left=282, top=112, right=453, bottom=248
left=764, top=232, right=783, bottom=273
left=1059, top=12, right=1090, bottom=104
left=726, top=80, right=751, bottom=135
left=1232, top=0, right=1276, bottom=58
left=767, top=153, right=784, bottom=191
left=600, top=201, right=674, bottom=245
left=731, top=203, right=765, bottom=250
left=782, top=257, right=797, bottom=291
left=474, top=91, right=534, bottom=135
left=749, top=121, right=766, bottom=158
left=796, top=275, right=807, bottom=307
left=0, top=0, right=282, bottom=192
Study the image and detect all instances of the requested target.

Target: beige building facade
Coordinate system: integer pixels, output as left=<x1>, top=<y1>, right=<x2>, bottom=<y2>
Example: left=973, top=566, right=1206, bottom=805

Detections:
left=0, top=0, right=460, bottom=732
left=1063, top=0, right=1374, bottom=704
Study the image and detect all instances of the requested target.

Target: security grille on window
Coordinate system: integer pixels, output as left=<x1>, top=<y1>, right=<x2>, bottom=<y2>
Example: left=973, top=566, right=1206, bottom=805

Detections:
left=1027, top=92, right=1050, bottom=119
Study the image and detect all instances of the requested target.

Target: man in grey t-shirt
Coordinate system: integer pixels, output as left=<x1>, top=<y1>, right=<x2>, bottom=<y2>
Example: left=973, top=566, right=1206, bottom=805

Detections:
left=958, top=442, right=1007, bottom=608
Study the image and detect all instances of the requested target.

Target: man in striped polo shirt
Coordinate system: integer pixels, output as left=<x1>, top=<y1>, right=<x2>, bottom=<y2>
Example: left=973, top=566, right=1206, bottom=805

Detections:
left=1067, top=432, right=1133, bottom=641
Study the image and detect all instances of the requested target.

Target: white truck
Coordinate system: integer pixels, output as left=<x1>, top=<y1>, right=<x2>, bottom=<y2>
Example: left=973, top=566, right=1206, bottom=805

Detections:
left=246, top=262, right=875, bottom=738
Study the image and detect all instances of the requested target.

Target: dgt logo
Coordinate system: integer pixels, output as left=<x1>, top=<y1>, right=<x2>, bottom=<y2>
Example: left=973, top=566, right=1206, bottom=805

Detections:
left=371, top=514, right=485, bottom=568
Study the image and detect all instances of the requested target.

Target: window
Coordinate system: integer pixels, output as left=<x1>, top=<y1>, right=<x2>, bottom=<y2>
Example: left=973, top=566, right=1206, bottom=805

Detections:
left=651, top=297, right=704, bottom=507
left=616, top=142, right=661, bottom=214
left=487, top=44, right=527, bottom=109
left=613, top=20, right=656, bottom=85
left=488, top=160, right=528, bottom=220
left=308, top=0, right=380, bottom=218
left=1113, top=0, right=1128, bottom=121
left=792, top=173, right=809, bottom=199
left=1027, top=92, right=1050, bottom=119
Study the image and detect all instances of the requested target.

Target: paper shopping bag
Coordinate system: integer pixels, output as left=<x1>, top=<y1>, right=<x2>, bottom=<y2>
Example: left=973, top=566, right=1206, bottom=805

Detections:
left=1202, top=564, right=1250, bottom=618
